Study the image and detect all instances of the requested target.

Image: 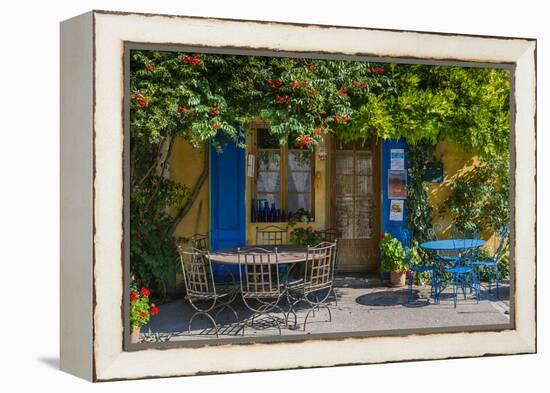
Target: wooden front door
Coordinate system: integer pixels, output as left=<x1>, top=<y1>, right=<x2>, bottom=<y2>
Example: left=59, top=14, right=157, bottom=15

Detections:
left=330, top=139, right=380, bottom=272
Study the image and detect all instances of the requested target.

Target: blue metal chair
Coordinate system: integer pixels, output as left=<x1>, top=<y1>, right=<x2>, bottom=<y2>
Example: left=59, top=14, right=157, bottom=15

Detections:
left=441, top=227, right=480, bottom=307
left=472, top=225, right=508, bottom=299
left=434, top=225, right=462, bottom=265
left=400, top=228, right=437, bottom=304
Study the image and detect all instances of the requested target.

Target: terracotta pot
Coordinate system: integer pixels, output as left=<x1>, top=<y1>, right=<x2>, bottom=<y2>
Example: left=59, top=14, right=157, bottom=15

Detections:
left=389, top=271, right=407, bottom=287
left=130, top=328, right=141, bottom=343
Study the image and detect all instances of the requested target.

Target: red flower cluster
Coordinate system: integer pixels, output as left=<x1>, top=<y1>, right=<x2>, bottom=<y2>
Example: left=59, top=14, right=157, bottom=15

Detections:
left=296, top=135, right=314, bottom=149
left=332, top=114, right=351, bottom=124
left=130, top=291, right=139, bottom=301
left=274, top=94, right=290, bottom=106
left=266, top=79, right=283, bottom=90
left=212, top=122, right=222, bottom=130
left=209, top=104, right=220, bottom=116
left=337, top=87, right=348, bottom=96
left=371, top=66, right=385, bottom=74
left=314, top=129, right=324, bottom=136
left=181, top=54, right=202, bottom=66
left=178, top=106, right=195, bottom=116
left=140, top=311, right=147, bottom=318
left=132, top=92, right=149, bottom=109
left=150, top=305, right=159, bottom=315
left=290, top=80, right=309, bottom=90
left=352, top=80, right=369, bottom=89
left=143, top=64, right=155, bottom=71
left=304, top=61, right=314, bottom=71
left=140, top=287, right=150, bottom=297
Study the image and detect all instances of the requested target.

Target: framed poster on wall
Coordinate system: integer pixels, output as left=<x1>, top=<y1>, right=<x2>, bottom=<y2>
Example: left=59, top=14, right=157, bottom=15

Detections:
left=388, top=170, right=407, bottom=199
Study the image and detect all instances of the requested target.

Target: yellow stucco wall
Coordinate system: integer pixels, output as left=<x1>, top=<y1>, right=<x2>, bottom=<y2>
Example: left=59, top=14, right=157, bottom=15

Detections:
left=428, top=140, right=478, bottom=237
left=427, top=140, right=500, bottom=252
left=170, top=138, right=210, bottom=243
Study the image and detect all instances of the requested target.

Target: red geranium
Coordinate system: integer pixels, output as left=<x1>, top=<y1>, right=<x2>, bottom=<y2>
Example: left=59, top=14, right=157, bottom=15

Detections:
left=290, top=80, right=309, bottom=91
left=209, top=104, right=220, bottom=116
left=132, top=92, right=149, bottom=109
left=140, top=311, right=147, bottom=318
left=150, top=305, right=159, bottom=316
left=266, top=79, right=283, bottom=90
left=332, top=114, right=351, bottom=124
left=353, top=80, right=369, bottom=89
left=296, top=135, right=314, bottom=149
left=274, top=94, right=290, bottom=106
left=130, top=291, right=139, bottom=301
left=304, top=61, right=314, bottom=70
left=212, top=122, right=222, bottom=129
left=181, top=54, right=202, bottom=66
left=371, top=66, right=385, bottom=74
left=143, top=64, right=155, bottom=71
left=140, top=287, right=150, bottom=297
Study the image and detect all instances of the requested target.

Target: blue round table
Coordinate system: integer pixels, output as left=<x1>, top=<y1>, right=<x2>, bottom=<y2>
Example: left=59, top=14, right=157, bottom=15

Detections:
left=420, top=239, right=486, bottom=251
left=419, top=239, right=486, bottom=304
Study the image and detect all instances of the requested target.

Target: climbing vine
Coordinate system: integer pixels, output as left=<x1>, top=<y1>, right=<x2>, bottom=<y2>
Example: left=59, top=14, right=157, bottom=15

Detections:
left=129, top=49, right=511, bottom=295
left=406, top=139, right=436, bottom=244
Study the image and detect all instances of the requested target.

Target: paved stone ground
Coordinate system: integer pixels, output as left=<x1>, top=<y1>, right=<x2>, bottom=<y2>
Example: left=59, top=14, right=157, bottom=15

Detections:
left=142, top=275, right=510, bottom=342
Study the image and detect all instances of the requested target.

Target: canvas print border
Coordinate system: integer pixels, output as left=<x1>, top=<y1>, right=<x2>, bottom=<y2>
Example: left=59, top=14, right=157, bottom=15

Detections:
left=60, top=10, right=536, bottom=381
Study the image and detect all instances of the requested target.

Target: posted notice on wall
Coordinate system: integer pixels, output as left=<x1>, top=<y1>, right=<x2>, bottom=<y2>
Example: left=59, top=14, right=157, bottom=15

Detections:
left=390, top=148, right=405, bottom=170
left=389, top=199, right=404, bottom=221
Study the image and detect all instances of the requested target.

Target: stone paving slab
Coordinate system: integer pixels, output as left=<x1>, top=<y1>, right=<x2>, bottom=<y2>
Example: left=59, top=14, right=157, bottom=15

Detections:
left=142, top=277, right=510, bottom=342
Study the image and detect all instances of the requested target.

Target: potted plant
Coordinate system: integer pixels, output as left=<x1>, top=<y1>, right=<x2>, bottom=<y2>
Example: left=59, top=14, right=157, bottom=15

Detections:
left=379, top=233, right=408, bottom=287
left=295, top=208, right=312, bottom=222
left=290, top=226, right=323, bottom=246
left=129, top=285, right=159, bottom=343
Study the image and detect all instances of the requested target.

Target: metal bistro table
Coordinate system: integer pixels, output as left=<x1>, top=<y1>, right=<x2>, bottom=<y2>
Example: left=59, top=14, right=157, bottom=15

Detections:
left=208, top=245, right=309, bottom=265
left=208, top=244, right=310, bottom=291
left=208, top=245, right=310, bottom=331
left=419, top=239, right=486, bottom=302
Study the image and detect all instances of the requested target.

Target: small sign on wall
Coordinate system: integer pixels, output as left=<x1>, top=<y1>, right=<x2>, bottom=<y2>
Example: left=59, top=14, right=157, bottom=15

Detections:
left=389, top=199, right=404, bottom=221
left=390, top=148, right=405, bottom=170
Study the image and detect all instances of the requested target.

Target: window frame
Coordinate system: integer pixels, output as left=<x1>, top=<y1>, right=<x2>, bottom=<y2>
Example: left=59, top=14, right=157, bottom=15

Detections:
left=253, top=127, right=315, bottom=221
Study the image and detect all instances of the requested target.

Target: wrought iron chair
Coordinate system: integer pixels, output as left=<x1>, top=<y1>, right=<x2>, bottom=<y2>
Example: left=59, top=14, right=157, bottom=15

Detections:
left=400, top=228, right=437, bottom=304
left=286, top=241, right=338, bottom=331
left=441, top=227, right=481, bottom=307
left=317, top=228, right=340, bottom=306
left=190, top=233, right=209, bottom=251
left=255, top=225, right=289, bottom=245
left=472, top=225, right=508, bottom=299
left=426, top=223, right=443, bottom=241
left=319, top=228, right=340, bottom=243
left=237, top=248, right=287, bottom=335
left=178, top=247, right=239, bottom=337
left=256, top=225, right=290, bottom=284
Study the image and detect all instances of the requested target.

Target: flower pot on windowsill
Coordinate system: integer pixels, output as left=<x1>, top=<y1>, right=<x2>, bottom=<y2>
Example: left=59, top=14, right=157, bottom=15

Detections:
left=130, top=327, right=141, bottom=343
left=389, top=270, right=407, bottom=287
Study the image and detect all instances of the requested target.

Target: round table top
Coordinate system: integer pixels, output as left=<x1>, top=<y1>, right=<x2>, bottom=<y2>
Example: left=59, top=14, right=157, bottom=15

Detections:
left=208, top=245, right=309, bottom=264
left=420, top=239, right=486, bottom=251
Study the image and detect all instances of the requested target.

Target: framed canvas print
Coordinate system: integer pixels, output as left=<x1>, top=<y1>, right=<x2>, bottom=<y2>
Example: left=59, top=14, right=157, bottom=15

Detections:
left=60, top=10, right=537, bottom=381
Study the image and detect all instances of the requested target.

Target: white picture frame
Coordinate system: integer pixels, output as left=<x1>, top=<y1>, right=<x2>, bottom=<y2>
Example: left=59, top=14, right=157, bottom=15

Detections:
left=60, top=10, right=536, bottom=381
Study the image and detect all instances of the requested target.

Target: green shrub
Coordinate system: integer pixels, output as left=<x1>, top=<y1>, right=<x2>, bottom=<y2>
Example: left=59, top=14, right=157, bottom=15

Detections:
left=379, top=233, right=408, bottom=272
